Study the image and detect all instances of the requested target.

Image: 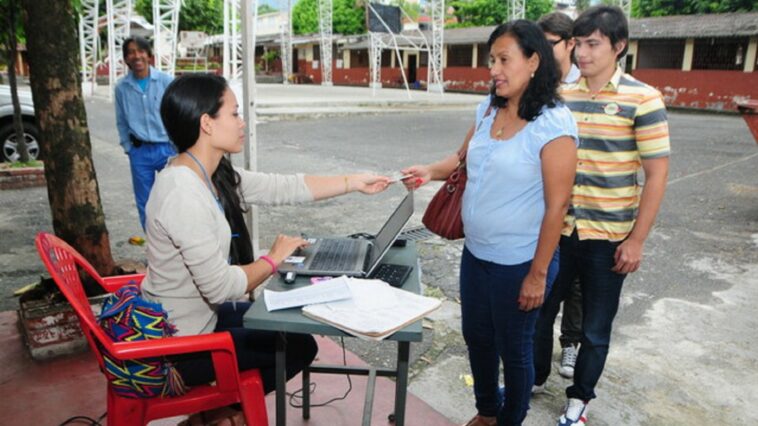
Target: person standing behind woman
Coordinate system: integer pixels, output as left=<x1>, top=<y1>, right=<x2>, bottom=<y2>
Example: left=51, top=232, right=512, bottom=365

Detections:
left=539, top=12, right=580, bottom=84
left=141, top=73, right=390, bottom=424
left=402, top=20, right=578, bottom=426
left=533, top=11, right=584, bottom=389
left=555, top=6, right=670, bottom=426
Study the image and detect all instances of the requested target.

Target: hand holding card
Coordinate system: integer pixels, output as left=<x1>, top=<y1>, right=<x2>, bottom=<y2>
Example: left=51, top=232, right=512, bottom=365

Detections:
left=388, top=171, right=414, bottom=183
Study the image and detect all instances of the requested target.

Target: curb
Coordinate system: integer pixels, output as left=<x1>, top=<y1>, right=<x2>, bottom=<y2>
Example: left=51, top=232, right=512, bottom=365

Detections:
left=0, top=165, right=46, bottom=190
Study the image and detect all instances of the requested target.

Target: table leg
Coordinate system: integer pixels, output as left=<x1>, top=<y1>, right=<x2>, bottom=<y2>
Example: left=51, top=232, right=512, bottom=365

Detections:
left=393, top=341, right=410, bottom=425
left=362, top=367, right=377, bottom=426
left=302, top=366, right=311, bottom=419
left=275, top=332, right=287, bottom=426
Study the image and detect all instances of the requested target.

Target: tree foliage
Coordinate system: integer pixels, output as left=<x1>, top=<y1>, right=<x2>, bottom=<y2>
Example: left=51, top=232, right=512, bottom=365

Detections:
left=135, top=0, right=224, bottom=35
left=448, top=0, right=554, bottom=28
left=258, top=3, right=278, bottom=14
left=394, top=0, right=421, bottom=20
left=448, top=0, right=507, bottom=27
left=525, top=0, right=555, bottom=21
left=0, top=0, right=25, bottom=54
left=633, top=0, right=756, bottom=17
left=293, top=0, right=366, bottom=35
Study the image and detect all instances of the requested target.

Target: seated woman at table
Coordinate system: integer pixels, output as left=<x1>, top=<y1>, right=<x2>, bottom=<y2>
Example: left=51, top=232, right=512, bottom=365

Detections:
left=140, top=73, right=390, bottom=423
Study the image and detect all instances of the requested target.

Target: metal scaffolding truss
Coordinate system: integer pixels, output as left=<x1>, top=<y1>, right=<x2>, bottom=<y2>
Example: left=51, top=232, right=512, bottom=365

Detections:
left=618, top=0, right=632, bottom=18
left=279, top=21, right=291, bottom=84
left=281, top=0, right=293, bottom=85
left=153, top=0, right=182, bottom=76
left=78, top=0, right=100, bottom=96
left=509, top=0, right=525, bottom=20
left=105, top=0, right=132, bottom=99
left=223, top=0, right=243, bottom=81
left=367, top=3, right=430, bottom=96
left=428, top=0, right=444, bottom=93
left=318, top=0, right=333, bottom=85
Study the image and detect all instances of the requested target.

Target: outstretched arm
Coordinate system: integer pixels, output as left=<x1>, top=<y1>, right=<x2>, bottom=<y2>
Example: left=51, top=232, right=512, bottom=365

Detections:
left=401, top=124, right=475, bottom=189
left=304, top=174, right=390, bottom=200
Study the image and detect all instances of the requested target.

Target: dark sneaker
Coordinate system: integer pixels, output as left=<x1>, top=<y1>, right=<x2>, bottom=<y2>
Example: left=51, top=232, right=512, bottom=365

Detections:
left=559, top=344, right=578, bottom=379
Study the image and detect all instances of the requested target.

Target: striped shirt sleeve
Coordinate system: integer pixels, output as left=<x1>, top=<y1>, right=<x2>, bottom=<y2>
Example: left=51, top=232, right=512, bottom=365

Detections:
left=634, top=91, right=670, bottom=159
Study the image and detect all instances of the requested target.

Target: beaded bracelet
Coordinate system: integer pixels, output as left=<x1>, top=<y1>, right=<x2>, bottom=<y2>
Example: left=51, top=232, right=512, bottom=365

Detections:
left=344, top=175, right=350, bottom=194
left=260, top=255, right=278, bottom=274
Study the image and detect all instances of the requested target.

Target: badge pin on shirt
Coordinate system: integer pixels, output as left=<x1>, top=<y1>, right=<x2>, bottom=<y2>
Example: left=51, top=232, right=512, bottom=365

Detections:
left=604, top=103, right=621, bottom=115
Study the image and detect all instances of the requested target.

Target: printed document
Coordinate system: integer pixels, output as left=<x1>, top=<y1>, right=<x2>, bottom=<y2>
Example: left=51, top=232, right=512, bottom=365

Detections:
left=264, top=276, right=352, bottom=311
left=302, top=278, right=441, bottom=340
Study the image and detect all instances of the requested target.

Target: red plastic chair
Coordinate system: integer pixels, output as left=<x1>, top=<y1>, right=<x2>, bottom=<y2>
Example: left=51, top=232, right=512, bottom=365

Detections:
left=35, top=232, right=268, bottom=426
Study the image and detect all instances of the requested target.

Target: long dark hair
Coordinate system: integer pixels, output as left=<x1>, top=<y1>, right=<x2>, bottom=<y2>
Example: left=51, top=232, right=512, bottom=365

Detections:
left=160, top=73, right=253, bottom=265
left=487, top=20, right=561, bottom=121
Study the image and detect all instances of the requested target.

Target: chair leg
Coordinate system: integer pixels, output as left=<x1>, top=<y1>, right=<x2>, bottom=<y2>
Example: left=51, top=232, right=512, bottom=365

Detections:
left=240, top=373, right=268, bottom=426
left=240, top=397, right=268, bottom=426
left=108, top=392, right=148, bottom=426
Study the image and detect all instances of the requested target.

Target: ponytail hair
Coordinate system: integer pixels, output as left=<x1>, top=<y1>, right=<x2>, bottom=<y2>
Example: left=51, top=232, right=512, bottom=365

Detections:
left=213, top=157, right=253, bottom=265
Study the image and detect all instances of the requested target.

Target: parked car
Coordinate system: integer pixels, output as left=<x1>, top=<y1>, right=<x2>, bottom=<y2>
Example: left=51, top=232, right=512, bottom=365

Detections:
left=0, top=84, right=39, bottom=162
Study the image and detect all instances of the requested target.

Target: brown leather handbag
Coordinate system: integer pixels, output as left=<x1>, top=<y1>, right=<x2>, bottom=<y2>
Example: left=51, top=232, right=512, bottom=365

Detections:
left=421, top=106, right=491, bottom=240
left=422, top=148, right=468, bottom=240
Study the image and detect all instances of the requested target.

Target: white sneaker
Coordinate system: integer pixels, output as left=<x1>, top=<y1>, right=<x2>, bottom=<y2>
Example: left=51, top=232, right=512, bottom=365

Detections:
left=559, top=344, right=578, bottom=379
left=531, top=382, right=547, bottom=395
left=557, top=398, right=588, bottom=426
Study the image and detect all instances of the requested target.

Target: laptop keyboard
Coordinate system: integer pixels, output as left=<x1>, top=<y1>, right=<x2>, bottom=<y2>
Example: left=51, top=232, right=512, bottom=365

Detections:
left=369, top=263, right=413, bottom=288
left=310, top=239, right=362, bottom=272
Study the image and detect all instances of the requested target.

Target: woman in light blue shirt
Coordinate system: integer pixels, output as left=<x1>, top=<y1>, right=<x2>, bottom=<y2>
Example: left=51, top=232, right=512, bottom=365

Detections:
left=403, top=20, right=578, bottom=426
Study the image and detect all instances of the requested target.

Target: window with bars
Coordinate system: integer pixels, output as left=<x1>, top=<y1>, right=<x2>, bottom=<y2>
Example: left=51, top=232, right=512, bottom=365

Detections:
left=350, top=49, right=369, bottom=68
left=420, top=51, right=428, bottom=67
left=382, top=50, right=393, bottom=67
left=637, top=39, right=685, bottom=69
left=447, top=44, right=473, bottom=67
left=692, top=37, right=749, bottom=70
left=477, top=43, right=489, bottom=67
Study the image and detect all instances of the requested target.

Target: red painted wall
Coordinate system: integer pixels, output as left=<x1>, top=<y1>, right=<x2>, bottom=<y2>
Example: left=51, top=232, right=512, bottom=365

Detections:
left=631, top=69, right=758, bottom=112
left=292, top=61, right=757, bottom=113
left=443, top=67, right=491, bottom=92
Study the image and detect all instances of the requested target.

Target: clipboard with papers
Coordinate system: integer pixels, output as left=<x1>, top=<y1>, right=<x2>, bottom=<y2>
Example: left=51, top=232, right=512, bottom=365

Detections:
left=300, top=276, right=441, bottom=341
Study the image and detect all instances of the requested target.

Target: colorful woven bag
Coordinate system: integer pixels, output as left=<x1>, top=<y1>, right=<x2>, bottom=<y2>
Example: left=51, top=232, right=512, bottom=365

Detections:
left=98, top=284, right=186, bottom=398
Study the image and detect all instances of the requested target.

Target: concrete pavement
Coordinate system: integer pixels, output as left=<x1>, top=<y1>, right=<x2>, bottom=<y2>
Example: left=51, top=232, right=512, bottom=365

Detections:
left=93, top=82, right=484, bottom=119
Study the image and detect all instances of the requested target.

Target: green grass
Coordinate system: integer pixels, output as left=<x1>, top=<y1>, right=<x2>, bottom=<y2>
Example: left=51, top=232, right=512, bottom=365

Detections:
left=5, top=160, right=43, bottom=168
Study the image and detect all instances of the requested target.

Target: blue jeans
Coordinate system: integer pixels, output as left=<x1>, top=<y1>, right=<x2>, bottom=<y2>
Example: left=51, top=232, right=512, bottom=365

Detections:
left=534, top=235, right=580, bottom=385
left=551, top=231, right=627, bottom=401
left=128, top=142, right=176, bottom=230
left=460, top=247, right=559, bottom=425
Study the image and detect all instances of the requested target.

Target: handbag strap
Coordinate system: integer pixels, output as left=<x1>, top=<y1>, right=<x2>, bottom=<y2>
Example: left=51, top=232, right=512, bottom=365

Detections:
left=457, top=104, right=494, bottom=166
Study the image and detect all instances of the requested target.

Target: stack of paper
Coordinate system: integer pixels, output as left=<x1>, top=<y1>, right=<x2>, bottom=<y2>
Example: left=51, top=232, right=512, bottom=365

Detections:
left=263, top=276, right=352, bottom=311
left=302, top=277, right=441, bottom=341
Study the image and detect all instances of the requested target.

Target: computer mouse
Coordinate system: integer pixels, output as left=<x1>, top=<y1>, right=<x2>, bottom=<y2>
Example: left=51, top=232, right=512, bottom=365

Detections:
left=283, top=271, right=297, bottom=284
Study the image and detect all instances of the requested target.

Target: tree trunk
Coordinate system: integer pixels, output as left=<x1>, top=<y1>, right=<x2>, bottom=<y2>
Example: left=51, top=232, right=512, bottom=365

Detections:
left=5, top=0, right=29, bottom=162
left=21, top=0, right=116, bottom=277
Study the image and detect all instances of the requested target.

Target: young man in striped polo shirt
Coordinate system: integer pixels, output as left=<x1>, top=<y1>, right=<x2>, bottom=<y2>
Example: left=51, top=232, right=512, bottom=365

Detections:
left=555, top=6, right=670, bottom=426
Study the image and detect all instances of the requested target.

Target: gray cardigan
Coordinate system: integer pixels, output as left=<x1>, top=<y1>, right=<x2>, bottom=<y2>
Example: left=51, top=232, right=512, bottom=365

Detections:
left=141, top=165, right=312, bottom=335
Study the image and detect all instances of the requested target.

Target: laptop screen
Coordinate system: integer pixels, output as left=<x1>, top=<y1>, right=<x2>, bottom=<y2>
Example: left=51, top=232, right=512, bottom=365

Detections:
left=366, top=191, right=414, bottom=273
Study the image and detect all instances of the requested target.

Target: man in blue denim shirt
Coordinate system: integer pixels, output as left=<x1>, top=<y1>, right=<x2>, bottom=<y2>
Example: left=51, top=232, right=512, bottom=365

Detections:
left=115, top=36, right=175, bottom=230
